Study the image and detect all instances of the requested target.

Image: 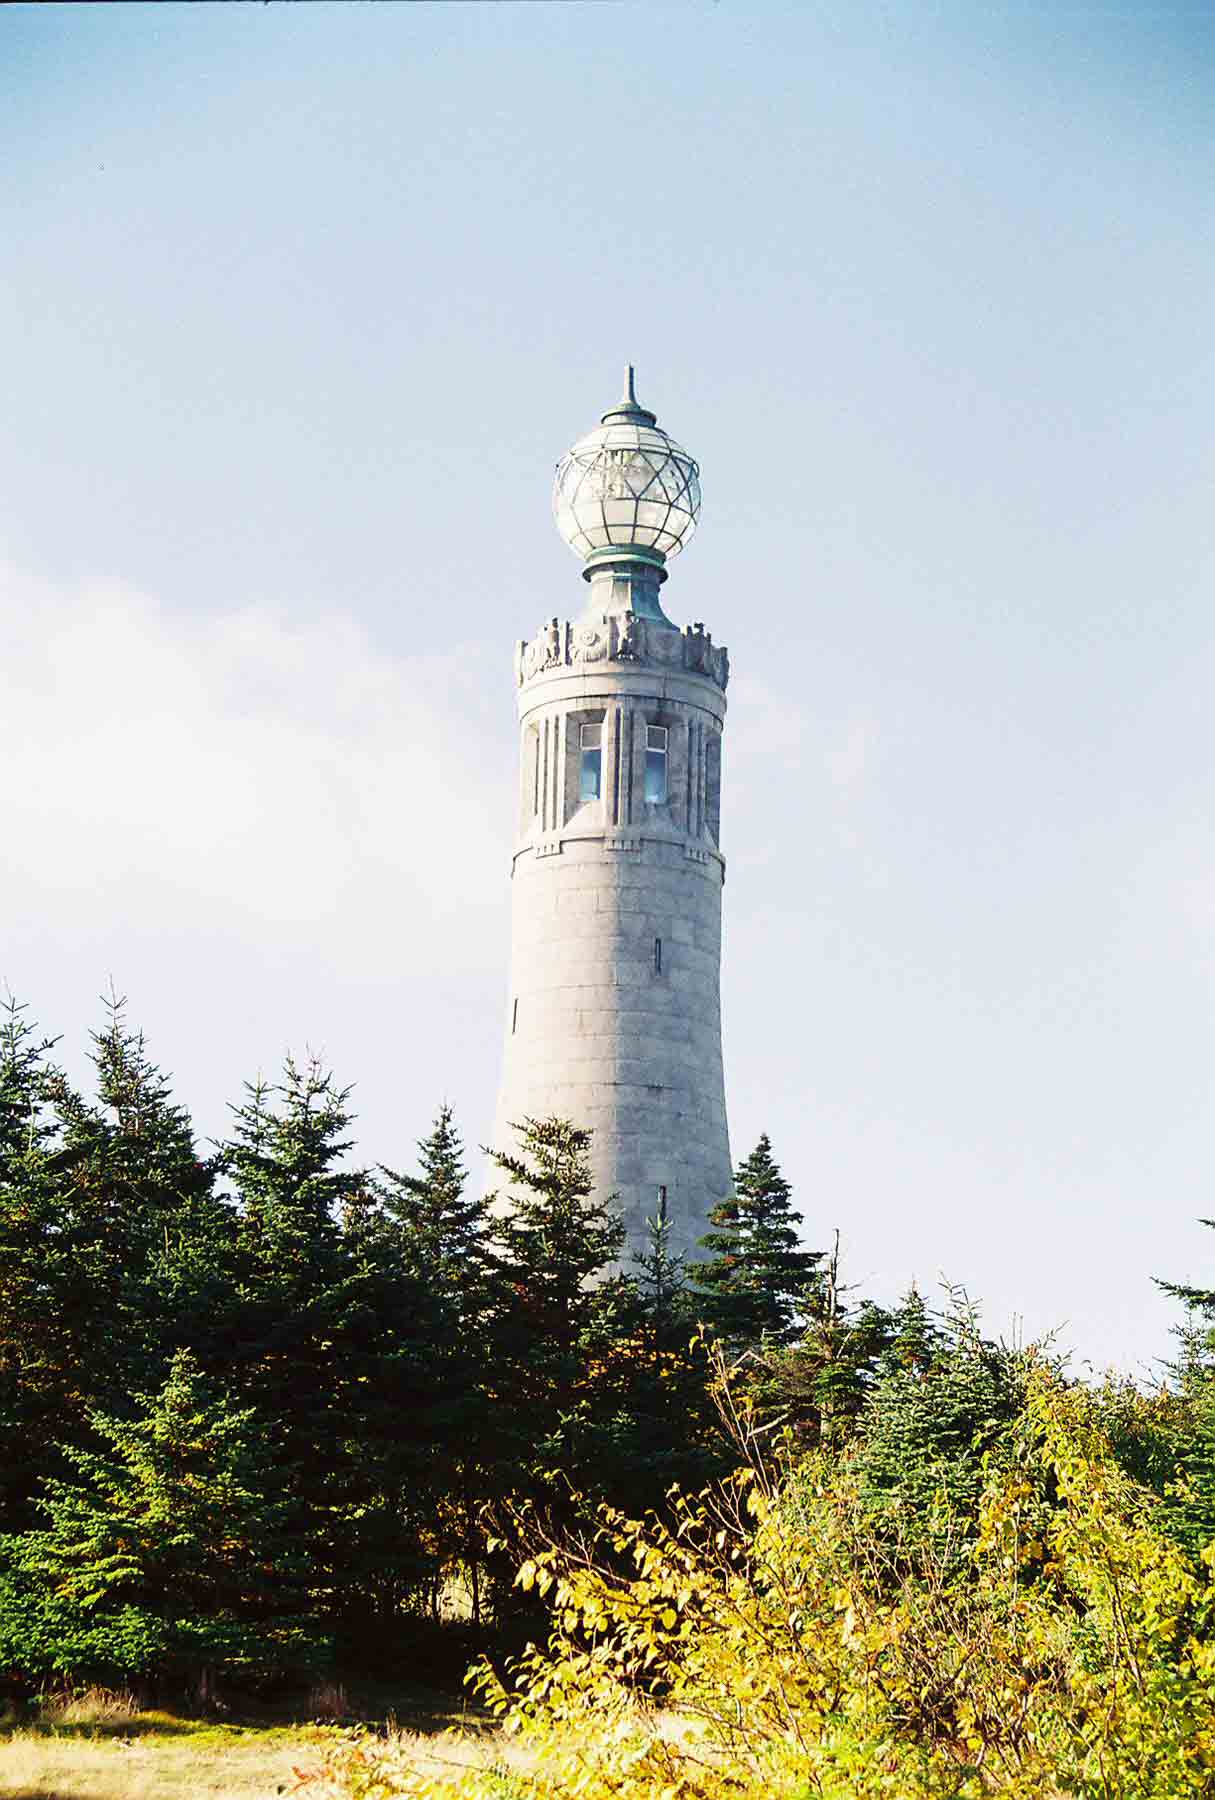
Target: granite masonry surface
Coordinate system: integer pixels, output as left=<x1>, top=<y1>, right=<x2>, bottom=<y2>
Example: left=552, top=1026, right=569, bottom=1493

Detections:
left=493, top=598, right=733, bottom=1263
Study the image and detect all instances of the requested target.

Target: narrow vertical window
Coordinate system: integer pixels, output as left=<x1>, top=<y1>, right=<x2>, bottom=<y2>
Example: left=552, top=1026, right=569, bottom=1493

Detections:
left=645, top=724, right=668, bottom=804
left=657, top=1184, right=668, bottom=1219
left=511, top=997, right=518, bottom=1034
left=580, top=722, right=602, bottom=801
left=653, top=936, right=662, bottom=975
left=705, top=732, right=722, bottom=844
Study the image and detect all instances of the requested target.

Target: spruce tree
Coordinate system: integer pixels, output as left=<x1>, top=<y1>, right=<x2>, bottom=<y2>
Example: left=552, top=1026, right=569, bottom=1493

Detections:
left=854, top=1289, right=1027, bottom=1558
left=378, top=1103, right=493, bottom=1308
left=1155, top=1224, right=1215, bottom=1557
left=0, top=1349, right=323, bottom=1691
left=1157, top=1218, right=1215, bottom=1337
left=692, top=1134, right=821, bottom=1346
left=220, top=1059, right=375, bottom=1624
left=0, top=994, right=230, bottom=1528
left=617, top=1200, right=723, bottom=1498
left=220, top=1057, right=447, bottom=1652
left=757, top=1232, right=894, bottom=1450
left=487, top=1118, right=628, bottom=1486
left=376, top=1106, right=498, bottom=1624
left=0, top=996, right=74, bottom=1529
left=44, top=993, right=228, bottom=1398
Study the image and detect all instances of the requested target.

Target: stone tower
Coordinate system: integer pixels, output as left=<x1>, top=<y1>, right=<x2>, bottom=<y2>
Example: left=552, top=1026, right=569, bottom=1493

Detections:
left=493, top=369, right=732, bottom=1262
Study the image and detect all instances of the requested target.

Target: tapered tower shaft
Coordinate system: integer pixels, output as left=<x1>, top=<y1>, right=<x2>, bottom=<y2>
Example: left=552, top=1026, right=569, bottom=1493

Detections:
left=493, top=374, right=732, bottom=1260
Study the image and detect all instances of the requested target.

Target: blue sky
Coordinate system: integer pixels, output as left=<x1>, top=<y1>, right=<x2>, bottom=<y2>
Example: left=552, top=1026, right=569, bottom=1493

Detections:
left=4, top=2, right=1214, bottom=1372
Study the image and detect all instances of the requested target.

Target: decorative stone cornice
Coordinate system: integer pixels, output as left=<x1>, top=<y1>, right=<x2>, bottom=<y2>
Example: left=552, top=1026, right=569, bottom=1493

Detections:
left=515, top=611, right=729, bottom=692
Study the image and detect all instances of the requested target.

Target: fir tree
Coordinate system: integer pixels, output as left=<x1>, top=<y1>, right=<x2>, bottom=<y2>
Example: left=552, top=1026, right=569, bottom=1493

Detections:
left=376, top=1106, right=498, bottom=1624
left=692, top=1134, right=821, bottom=1346
left=617, top=1199, right=724, bottom=1498
left=44, top=992, right=227, bottom=1396
left=1157, top=1218, right=1215, bottom=1345
left=756, top=1231, right=894, bottom=1450
left=879, top=1283, right=947, bottom=1377
left=220, top=1058, right=452, bottom=1651
left=854, top=1289, right=1028, bottom=1559
left=0, top=996, right=73, bottom=1528
left=1155, top=1224, right=1215, bottom=1557
left=0, top=1349, right=323, bottom=1691
left=378, top=1102, right=493, bottom=1308
left=487, top=1118, right=628, bottom=1486
left=220, top=1058, right=394, bottom=1630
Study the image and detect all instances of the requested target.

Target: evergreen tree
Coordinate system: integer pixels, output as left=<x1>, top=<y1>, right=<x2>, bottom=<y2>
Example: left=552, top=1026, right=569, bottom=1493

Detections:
left=878, top=1282, right=947, bottom=1377
left=487, top=1118, right=628, bottom=1486
left=616, top=1200, right=725, bottom=1498
left=853, top=1289, right=1028, bottom=1558
left=219, top=1057, right=397, bottom=1636
left=0, top=996, right=74, bottom=1529
left=219, top=1058, right=453, bottom=1654
left=376, top=1106, right=498, bottom=1624
left=692, top=1134, right=821, bottom=1346
left=756, top=1232, right=894, bottom=1450
left=378, top=1103, right=493, bottom=1315
left=44, top=993, right=228, bottom=1397
left=0, top=994, right=230, bottom=1529
left=1157, top=1218, right=1215, bottom=1324
left=0, top=1350, right=323, bottom=1691
left=1155, top=1224, right=1215, bottom=1557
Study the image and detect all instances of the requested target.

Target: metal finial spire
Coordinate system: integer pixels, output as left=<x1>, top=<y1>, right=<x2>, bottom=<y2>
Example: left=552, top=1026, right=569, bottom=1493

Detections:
left=601, top=363, right=656, bottom=427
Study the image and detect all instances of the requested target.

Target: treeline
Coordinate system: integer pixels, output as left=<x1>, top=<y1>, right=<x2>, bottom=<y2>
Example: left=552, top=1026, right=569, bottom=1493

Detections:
left=0, top=992, right=1213, bottom=1711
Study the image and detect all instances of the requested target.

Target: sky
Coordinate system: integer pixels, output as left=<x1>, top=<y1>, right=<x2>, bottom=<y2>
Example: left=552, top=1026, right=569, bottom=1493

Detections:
left=3, top=2, right=1214, bottom=1376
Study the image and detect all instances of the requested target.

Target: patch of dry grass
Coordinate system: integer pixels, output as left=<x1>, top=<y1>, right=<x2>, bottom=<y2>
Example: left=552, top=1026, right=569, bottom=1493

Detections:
left=0, top=1723, right=337, bottom=1800
left=30, top=1692, right=140, bottom=1731
left=0, top=1691, right=512, bottom=1800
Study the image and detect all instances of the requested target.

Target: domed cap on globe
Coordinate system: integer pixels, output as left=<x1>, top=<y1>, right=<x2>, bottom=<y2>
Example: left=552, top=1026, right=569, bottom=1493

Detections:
left=553, top=367, right=701, bottom=568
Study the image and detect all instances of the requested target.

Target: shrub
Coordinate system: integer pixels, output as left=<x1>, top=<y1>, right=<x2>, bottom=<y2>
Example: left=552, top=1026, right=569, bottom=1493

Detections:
left=307, top=1363, right=1215, bottom=1799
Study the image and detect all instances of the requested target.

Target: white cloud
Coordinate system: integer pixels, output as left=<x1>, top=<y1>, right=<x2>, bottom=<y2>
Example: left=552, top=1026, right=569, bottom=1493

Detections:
left=1, top=561, right=514, bottom=959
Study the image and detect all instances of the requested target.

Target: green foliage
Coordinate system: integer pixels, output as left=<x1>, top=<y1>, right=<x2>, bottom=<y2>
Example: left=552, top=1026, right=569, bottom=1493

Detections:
left=0, top=1350, right=323, bottom=1685
left=749, top=1230, right=894, bottom=1451
left=0, top=995, right=74, bottom=1530
left=852, top=1287, right=1030, bottom=1554
left=10, top=979, right=1215, bottom=1800
left=691, top=1134, right=822, bottom=1347
left=330, top=1366, right=1215, bottom=1800
left=487, top=1116, right=630, bottom=1486
left=375, top=1106, right=499, bottom=1624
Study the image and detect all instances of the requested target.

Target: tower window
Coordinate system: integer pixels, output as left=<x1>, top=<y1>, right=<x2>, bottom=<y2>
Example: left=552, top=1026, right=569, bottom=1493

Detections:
left=645, top=724, right=668, bottom=804
left=653, top=936, right=662, bottom=975
left=580, top=722, right=602, bottom=801
left=511, top=997, right=518, bottom=1034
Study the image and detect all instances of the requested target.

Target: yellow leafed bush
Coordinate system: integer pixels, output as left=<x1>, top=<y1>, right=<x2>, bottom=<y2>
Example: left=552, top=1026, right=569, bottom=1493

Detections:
left=310, top=1365, right=1215, bottom=1799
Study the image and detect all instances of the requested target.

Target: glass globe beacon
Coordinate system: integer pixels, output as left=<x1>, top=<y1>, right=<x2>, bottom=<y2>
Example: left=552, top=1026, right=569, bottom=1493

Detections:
left=553, top=368, right=701, bottom=564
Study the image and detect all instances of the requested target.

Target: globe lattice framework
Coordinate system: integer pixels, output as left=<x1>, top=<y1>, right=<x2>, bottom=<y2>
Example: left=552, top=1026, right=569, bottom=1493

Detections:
left=552, top=370, right=702, bottom=563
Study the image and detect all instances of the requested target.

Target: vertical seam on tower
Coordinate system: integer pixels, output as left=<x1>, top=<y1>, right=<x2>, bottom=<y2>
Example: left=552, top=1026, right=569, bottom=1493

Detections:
left=611, top=705, right=621, bottom=827
left=696, top=722, right=707, bottom=838
left=625, top=709, right=634, bottom=825
left=540, top=719, right=549, bottom=835
left=553, top=713, right=562, bottom=832
left=555, top=710, right=565, bottom=831
left=685, top=717, right=694, bottom=834
left=700, top=722, right=707, bottom=835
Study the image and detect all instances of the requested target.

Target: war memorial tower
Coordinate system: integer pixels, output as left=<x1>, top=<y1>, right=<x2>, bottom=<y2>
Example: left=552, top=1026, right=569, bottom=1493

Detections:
left=493, top=370, right=733, bottom=1260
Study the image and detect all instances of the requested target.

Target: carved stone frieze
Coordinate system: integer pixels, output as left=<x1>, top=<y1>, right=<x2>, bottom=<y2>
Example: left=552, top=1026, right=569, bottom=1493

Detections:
left=515, top=611, right=729, bottom=690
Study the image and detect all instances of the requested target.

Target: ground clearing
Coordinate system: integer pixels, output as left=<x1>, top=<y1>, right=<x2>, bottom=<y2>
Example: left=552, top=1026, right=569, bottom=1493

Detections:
left=0, top=1689, right=508, bottom=1800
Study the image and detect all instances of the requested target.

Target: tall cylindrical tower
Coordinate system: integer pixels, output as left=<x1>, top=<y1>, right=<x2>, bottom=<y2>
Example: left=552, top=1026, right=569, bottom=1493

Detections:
left=493, top=370, right=732, bottom=1261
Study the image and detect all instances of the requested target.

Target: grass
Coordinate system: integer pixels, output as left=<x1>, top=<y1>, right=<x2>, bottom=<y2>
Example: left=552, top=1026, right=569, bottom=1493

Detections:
left=0, top=1721, right=326, bottom=1800
left=0, top=1683, right=502, bottom=1800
